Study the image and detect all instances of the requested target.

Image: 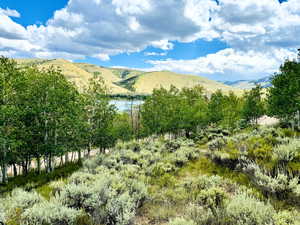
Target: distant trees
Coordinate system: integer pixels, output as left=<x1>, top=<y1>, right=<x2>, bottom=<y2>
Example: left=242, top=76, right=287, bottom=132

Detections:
left=207, top=90, right=243, bottom=128
left=268, top=60, right=300, bottom=129
left=141, top=85, right=208, bottom=138
left=242, top=85, right=265, bottom=124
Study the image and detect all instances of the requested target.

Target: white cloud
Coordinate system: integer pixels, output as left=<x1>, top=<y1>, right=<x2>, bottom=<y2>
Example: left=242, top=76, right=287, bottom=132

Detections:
left=0, top=8, right=20, bottom=17
left=147, top=48, right=297, bottom=80
left=0, top=11, right=27, bottom=40
left=93, top=53, right=110, bottom=61
left=1, top=0, right=300, bottom=80
left=144, top=52, right=167, bottom=56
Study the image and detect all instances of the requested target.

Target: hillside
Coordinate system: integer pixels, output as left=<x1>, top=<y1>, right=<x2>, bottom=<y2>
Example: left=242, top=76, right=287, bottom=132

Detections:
left=15, top=58, right=242, bottom=95
left=120, top=71, right=243, bottom=95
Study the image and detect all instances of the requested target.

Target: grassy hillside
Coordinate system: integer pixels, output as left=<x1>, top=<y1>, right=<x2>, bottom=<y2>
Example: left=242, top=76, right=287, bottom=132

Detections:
left=15, top=58, right=242, bottom=95
left=129, top=71, right=243, bottom=95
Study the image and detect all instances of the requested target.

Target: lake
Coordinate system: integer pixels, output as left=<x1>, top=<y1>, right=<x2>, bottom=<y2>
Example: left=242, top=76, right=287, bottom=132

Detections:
left=110, top=99, right=144, bottom=112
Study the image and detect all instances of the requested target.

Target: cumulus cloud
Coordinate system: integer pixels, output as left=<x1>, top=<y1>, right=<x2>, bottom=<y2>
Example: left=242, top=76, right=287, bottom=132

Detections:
left=144, top=52, right=167, bottom=56
left=148, top=48, right=297, bottom=80
left=0, top=9, right=27, bottom=40
left=1, top=0, right=300, bottom=79
left=0, top=8, right=20, bottom=17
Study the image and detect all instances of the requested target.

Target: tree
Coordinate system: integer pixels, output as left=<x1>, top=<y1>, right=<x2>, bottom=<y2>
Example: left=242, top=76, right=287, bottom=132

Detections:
left=268, top=60, right=300, bottom=129
left=84, top=76, right=116, bottom=153
left=208, top=90, right=226, bottom=125
left=242, top=85, right=264, bottom=125
left=0, top=57, right=24, bottom=182
left=179, top=85, right=208, bottom=137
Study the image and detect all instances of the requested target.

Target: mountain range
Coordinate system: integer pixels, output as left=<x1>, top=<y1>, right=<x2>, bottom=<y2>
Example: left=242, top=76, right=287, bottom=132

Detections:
left=15, top=58, right=243, bottom=96
left=222, top=77, right=272, bottom=90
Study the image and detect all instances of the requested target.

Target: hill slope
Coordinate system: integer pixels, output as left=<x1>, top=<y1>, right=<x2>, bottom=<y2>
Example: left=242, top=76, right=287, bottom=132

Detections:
left=15, top=58, right=242, bottom=95
left=122, top=71, right=242, bottom=95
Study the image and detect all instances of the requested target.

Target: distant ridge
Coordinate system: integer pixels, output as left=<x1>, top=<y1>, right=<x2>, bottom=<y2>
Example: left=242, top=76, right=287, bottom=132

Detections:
left=223, top=76, right=272, bottom=90
left=15, top=58, right=242, bottom=95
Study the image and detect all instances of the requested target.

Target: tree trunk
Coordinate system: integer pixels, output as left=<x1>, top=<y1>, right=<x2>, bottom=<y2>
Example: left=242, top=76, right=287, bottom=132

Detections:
left=37, top=156, right=41, bottom=174
left=13, top=163, right=18, bottom=177
left=1, top=165, right=7, bottom=183
left=78, top=150, right=81, bottom=161
left=65, top=152, right=69, bottom=163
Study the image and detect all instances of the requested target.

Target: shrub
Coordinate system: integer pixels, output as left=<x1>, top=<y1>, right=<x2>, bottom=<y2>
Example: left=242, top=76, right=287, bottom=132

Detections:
left=187, top=204, right=219, bottom=225
left=226, top=192, right=275, bottom=225
left=273, top=139, right=300, bottom=163
left=182, top=175, right=227, bottom=201
left=273, top=210, right=300, bottom=225
left=149, top=162, right=176, bottom=177
left=69, top=172, right=96, bottom=185
left=22, top=200, right=84, bottom=225
left=48, top=180, right=66, bottom=196
left=243, top=162, right=299, bottom=199
left=196, top=187, right=227, bottom=215
left=58, top=183, right=96, bottom=212
left=105, top=192, right=136, bottom=225
left=0, top=204, right=5, bottom=224
left=168, top=217, right=196, bottom=225
left=208, top=138, right=226, bottom=151
left=4, top=189, right=42, bottom=217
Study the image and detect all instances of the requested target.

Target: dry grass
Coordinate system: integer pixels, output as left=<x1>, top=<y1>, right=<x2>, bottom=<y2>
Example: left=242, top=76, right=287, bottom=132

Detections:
left=132, top=71, right=243, bottom=95
left=15, top=58, right=243, bottom=95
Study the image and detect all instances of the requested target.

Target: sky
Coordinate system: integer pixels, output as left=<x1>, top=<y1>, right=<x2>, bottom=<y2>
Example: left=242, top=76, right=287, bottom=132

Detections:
left=0, top=0, right=299, bottom=81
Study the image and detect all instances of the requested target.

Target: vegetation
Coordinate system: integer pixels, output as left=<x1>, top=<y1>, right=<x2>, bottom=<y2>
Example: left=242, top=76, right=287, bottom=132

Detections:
left=1, top=54, right=300, bottom=225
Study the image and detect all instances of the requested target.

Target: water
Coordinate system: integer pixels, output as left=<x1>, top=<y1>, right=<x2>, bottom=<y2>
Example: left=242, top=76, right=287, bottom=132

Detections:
left=110, top=99, right=144, bottom=112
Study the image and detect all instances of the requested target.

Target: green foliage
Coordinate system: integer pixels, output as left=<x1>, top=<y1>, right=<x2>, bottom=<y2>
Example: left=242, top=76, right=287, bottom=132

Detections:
left=141, top=85, right=208, bottom=137
left=273, top=210, right=300, bottom=225
left=242, top=85, right=265, bottom=124
left=21, top=201, right=84, bottom=225
left=273, top=139, right=300, bottom=163
left=226, top=192, right=275, bottom=225
left=268, top=60, right=300, bottom=129
left=208, top=90, right=243, bottom=129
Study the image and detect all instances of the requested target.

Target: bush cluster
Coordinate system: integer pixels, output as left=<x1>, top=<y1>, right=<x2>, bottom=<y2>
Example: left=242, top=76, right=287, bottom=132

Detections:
left=207, top=127, right=300, bottom=202
left=1, top=137, right=200, bottom=225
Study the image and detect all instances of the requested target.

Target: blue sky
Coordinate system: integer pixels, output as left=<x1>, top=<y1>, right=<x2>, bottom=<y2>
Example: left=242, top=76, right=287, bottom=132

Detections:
left=0, top=0, right=298, bottom=81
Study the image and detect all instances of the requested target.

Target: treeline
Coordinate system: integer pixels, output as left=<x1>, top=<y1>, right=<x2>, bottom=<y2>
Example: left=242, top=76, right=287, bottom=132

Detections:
left=0, top=57, right=132, bottom=183
left=140, top=58, right=300, bottom=137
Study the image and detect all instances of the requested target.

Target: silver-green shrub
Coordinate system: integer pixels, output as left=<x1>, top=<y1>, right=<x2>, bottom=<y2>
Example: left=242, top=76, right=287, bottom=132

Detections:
left=273, top=210, right=300, bottom=225
left=4, top=189, right=42, bottom=217
left=226, top=192, right=275, bottom=225
left=105, top=191, right=135, bottom=225
left=273, top=139, right=300, bottom=163
left=48, top=180, right=66, bottom=196
left=187, top=204, right=218, bottom=225
left=0, top=204, right=5, bottom=224
left=22, top=200, right=83, bottom=225
left=69, top=172, right=96, bottom=185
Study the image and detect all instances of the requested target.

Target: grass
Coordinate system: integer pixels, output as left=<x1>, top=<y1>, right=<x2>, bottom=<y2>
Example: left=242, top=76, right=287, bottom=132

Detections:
left=0, top=161, right=82, bottom=195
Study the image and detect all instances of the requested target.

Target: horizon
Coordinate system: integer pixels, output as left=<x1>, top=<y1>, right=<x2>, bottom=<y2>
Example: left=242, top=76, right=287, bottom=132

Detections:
left=0, top=0, right=299, bottom=81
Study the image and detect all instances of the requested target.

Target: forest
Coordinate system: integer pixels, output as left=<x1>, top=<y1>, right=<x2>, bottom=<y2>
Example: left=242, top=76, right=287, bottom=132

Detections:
left=0, top=55, right=300, bottom=225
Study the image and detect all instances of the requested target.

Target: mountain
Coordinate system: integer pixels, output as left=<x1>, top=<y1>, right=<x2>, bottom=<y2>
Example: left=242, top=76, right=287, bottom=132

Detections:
left=15, top=58, right=242, bottom=95
left=223, top=76, right=272, bottom=90
left=117, top=71, right=242, bottom=95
